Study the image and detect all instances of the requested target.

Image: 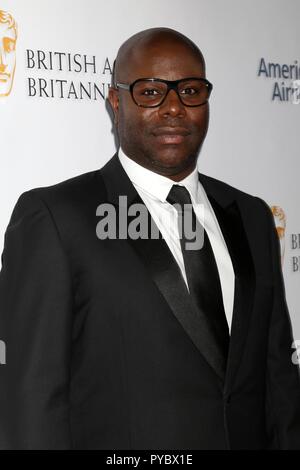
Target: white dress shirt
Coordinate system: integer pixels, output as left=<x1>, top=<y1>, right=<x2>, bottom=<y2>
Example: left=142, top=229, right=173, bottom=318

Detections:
left=118, top=147, right=235, bottom=333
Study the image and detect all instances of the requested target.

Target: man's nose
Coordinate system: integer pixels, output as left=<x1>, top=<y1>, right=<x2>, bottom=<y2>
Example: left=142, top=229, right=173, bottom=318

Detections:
left=158, top=89, right=186, bottom=117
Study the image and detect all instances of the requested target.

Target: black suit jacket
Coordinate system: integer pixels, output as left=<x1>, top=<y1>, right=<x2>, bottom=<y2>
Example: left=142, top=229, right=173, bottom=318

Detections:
left=0, top=154, right=300, bottom=450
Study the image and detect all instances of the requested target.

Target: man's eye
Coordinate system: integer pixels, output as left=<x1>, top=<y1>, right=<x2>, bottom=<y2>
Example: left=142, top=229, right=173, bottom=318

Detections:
left=3, top=38, right=16, bottom=53
left=181, top=87, right=198, bottom=95
left=142, top=89, right=161, bottom=96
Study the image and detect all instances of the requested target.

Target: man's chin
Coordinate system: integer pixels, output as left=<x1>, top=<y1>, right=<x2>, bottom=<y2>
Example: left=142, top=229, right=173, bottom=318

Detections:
left=149, top=149, right=196, bottom=173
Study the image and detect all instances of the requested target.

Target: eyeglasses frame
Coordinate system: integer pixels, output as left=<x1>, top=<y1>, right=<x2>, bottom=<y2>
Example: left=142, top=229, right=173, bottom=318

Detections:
left=114, top=77, right=213, bottom=108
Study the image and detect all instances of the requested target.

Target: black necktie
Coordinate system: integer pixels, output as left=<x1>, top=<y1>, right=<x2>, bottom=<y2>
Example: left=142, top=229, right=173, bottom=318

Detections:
left=167, top=184, right=230, bottom=362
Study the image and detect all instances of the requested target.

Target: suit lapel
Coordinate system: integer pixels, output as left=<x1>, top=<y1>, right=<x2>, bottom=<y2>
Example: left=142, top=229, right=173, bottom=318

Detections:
left=199, top=174, right=256, bottom=393
left=125, top=195, right=229, bottom=383
left=100, top=155, right=255, bottom=391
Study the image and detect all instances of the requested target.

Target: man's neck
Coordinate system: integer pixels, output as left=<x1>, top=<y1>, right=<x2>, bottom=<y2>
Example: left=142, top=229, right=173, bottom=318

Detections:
left=119, top=148, right=197, bottom=183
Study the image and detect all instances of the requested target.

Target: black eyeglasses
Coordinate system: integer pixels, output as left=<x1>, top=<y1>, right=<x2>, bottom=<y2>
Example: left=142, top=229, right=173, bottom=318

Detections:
left=115, top=77, right=213, bottom=108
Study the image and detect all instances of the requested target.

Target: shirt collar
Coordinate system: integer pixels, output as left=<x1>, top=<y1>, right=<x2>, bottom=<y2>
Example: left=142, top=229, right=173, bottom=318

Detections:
left=118, top=147, right=199, bottom=203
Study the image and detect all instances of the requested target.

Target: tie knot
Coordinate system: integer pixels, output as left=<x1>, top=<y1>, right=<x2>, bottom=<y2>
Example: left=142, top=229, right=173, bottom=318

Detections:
left=167, top=184, right=192, bottom=210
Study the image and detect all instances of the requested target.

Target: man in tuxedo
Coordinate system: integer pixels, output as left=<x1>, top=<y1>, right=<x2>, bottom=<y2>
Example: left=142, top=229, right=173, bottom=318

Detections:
left=0, top=27, right=300, bottom=450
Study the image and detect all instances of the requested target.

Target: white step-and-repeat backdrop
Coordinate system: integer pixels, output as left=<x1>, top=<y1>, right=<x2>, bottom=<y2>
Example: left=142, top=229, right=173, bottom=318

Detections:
left=1, top=0, right=299, bottom=343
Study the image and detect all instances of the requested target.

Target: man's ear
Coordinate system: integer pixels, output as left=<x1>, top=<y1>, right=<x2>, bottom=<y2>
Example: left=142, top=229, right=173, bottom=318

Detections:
left=108, top=87, right=119, bottom=125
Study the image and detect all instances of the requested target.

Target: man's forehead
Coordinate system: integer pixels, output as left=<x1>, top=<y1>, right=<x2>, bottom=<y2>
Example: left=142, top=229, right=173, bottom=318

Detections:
left=135, top=48, right=202, bottom=72
left=122, top=32, right=202, bottom=60
left=116, top=35, right=205, bottom=81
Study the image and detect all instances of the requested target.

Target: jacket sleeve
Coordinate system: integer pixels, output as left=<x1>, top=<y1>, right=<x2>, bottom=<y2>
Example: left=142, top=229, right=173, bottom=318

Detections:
left=0, top=190, right=74, bottom=449
left=258, top=198, right=300, bottom=449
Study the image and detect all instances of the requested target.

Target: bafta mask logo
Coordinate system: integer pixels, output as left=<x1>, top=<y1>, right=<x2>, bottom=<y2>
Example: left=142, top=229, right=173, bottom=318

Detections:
left=271, top=206, right=286, bottom=265
left=0, top=9, right=18, bottom=98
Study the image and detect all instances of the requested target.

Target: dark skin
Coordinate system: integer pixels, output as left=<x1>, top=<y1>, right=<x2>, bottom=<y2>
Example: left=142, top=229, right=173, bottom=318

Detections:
left=108, top=29, right=210, bottom=182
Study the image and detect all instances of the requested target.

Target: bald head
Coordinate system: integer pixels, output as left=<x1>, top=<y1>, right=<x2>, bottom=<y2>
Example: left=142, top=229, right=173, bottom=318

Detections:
left=112, top=27, right=206, bottom=86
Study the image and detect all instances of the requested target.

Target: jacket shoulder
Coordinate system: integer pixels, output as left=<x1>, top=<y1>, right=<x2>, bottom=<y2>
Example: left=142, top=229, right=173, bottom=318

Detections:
left=199, top=172, right=256, bottom=201
left=30, top=167, right=104, bottom=202
left=16, top=160, right=112, bottom=216
left=7, top=165, right=110, bottom=233
left=199, top=172, right=275, bottom=226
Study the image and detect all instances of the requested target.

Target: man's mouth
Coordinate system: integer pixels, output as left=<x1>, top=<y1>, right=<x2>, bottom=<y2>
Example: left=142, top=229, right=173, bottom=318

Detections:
left=152, top=127, right=190, bottom=145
